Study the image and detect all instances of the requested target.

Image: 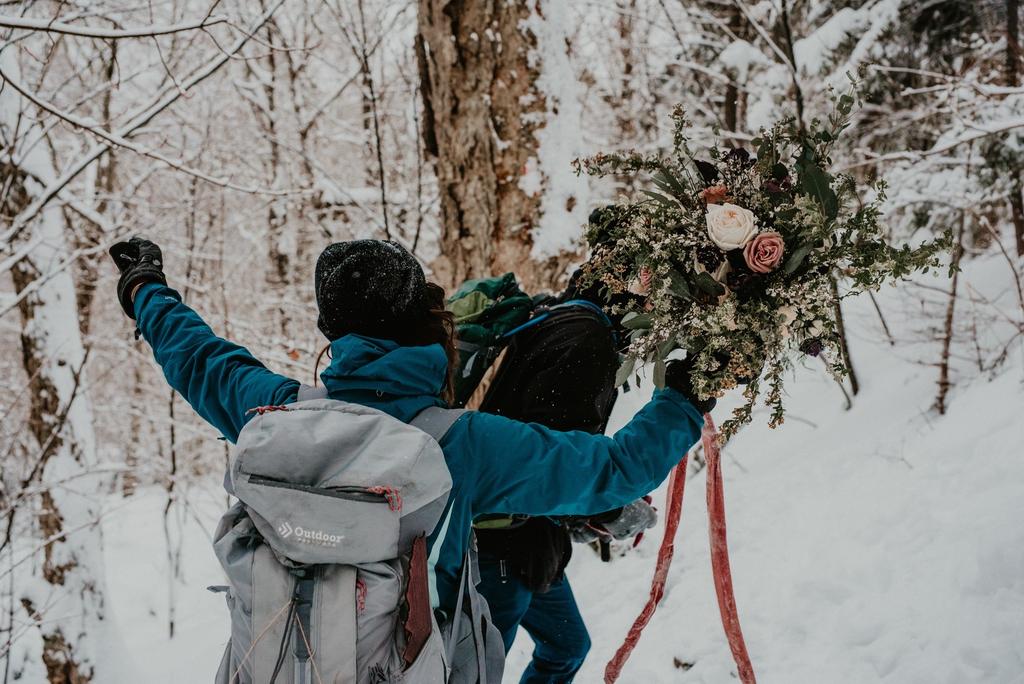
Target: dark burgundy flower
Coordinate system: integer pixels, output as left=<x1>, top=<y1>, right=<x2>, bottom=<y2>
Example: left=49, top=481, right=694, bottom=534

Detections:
left=726, top=269, right=757, bottom=291
left=695, top=159, right=719, bottom=186
left=696, top=245, right=724, bottom=271
left=800, top=338, right=824, bottom=357
left=725, top=248, right=749, bottom=271
left=725, top=148, right=753, bottom=166
left=764, top=175, right=794, bottom=194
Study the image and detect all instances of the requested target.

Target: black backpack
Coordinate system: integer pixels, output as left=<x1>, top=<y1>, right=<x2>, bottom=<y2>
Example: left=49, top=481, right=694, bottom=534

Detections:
left=448, top=272, right=617, bottom=416
left=457, top=282, right=624, bottom=590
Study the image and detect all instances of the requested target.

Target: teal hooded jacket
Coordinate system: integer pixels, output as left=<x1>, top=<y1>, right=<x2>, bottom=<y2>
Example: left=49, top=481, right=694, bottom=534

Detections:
left=134, top=283, right=704, bottom=616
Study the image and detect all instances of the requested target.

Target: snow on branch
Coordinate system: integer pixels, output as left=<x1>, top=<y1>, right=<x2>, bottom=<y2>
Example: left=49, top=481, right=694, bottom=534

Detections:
left=844, top=117, right=1024, bottom=170
left=0, top=13, right=228, bottom=39
left=0, top=63, right=308, bottom=197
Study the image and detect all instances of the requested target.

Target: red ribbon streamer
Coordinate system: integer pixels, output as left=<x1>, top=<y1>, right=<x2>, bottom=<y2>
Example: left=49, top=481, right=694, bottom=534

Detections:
left=603, top=454, right=688, bottom=683
left=703, top=413, right=757, bottom=683
left=604, top=413, right=756, bottom=683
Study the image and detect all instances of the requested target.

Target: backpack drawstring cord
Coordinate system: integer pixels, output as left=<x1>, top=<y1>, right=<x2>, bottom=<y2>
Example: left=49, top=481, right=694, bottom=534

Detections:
left=229, top=597, right=294, bottom=683
left=246, top=405, right=290, bottom=416
left=292, top=605, right=325, bottom=684
left=313, top=344, right=331, bottom=387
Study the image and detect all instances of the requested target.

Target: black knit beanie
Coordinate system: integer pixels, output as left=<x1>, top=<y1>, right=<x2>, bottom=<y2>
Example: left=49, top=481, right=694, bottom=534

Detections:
left=315, top=239, right=428, bottom=341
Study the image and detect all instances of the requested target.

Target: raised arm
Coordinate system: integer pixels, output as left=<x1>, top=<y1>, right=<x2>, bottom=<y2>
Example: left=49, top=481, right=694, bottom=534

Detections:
left=132, top=283, right=299, bottom=443
left=451, top=386, right=704, bottom=518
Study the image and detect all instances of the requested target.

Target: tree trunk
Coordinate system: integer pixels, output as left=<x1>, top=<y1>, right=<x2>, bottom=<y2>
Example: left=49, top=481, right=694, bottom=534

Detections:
left=72, top=42, right=118, bottom=339
left=2, top=51, right=103, bottom=684
left=417, top=0, right=587, bottom=293
left=356, top=0, right=392, bottom=239
left=779, top=0, right=806, bottom=134
left=724, top=6, right=742, bottom=133
left=614, top=0, right=638, bottom=143
left=831, top=277, right=860, bottom=397
left=607, top=0, right=657, bottom=192
left=242, top=18, right=304, bottom=342
left=7, top=195, right=102, bottom=684
left=935, top=223, right=965, bottom=415
left=1006, top=0, right=1024, bottom=256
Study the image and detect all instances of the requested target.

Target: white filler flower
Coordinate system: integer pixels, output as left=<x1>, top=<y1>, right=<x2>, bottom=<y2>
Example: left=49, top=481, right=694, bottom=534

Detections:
left=706, top=202, right=758, bottom=250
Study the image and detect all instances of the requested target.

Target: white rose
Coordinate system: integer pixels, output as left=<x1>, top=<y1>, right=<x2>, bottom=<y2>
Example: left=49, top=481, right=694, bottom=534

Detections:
left=705, top=203, right=758, bottom=250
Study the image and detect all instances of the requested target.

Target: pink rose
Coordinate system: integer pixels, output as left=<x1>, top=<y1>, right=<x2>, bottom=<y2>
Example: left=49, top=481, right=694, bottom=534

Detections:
left=639, top=267, right=653, bottom=292
left=743, top=231, right=785, bottom=273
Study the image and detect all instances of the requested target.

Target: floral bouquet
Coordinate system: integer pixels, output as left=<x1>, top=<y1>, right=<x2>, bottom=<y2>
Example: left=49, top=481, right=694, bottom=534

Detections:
left=577, top=94, right=950, bottom=438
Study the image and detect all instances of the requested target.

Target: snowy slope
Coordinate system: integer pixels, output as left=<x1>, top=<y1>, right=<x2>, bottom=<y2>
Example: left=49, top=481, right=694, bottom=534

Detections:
left=505, top=262, right=1024, bottom=683
left=507, top=343, right=1024, bottom=683
left=98, top=264, right=1024, bottom=684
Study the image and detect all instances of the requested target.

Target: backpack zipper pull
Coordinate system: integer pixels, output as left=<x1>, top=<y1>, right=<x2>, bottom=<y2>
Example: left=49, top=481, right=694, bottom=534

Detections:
left=367, top=485, right=402, bottom=511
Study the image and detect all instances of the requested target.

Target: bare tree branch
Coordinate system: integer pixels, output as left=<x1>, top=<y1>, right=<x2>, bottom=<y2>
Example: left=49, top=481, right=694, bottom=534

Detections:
left=844, top=117, right=1024, bottom=169
left=0, top=63, right=308, bottom=196
left=0, top=13, right=228, bottom=39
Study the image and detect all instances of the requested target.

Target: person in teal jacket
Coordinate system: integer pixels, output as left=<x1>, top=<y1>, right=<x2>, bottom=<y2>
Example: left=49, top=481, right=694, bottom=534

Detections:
left=109, top=236, right=709, bottom=622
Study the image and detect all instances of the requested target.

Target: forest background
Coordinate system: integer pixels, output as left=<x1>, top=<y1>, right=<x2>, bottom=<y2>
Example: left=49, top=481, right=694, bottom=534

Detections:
left=1, top=1, right=1023, bottom=681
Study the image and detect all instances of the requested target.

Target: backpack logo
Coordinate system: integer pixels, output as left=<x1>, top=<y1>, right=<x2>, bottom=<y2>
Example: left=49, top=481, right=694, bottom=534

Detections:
left=277, top=520, right=342, bottom=547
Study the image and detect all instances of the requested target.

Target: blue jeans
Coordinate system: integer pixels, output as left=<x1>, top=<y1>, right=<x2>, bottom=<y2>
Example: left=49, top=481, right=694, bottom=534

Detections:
left=478, top=560, right=591, bottom=684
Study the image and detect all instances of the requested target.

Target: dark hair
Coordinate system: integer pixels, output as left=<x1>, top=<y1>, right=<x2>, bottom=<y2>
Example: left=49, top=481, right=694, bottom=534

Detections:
left=392, top=282, right=458, bottom=405
left=313, top=281, right=458, bottom=405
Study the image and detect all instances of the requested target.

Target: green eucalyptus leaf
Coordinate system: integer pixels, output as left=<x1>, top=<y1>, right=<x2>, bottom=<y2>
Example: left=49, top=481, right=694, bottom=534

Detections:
left=801, top=165, right=838, bottom=220
left=783, top=242, right=813, bottom=275
left=657, top=338, right=677, bottom=358
left=640, top=189, right=677, bottom=208
left=668, top=269, right=694, bottom=300
left=621, top=311, right=654, bottom=330
left=655, top=164, right=690, bottom=198
left=693, top=271, right=726, bottom=296
left=651, top=177, right=676, bottom=195
left=653, top=357, right=667, bottom=388
left=615, top=356, right=636, bottom=387
left=774, top=206, right=798, bottom=222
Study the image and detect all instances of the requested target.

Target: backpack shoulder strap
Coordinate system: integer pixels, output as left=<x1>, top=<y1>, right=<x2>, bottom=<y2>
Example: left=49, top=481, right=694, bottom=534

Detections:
left=443, top=533, right=504, bottom=683
left=296, top=384, right=329, bottom=401
left=410, top=406, right=466, bottom=444
left=293, top=387, right=462, bottom=441
left=548, top=298, right=613, bottom=327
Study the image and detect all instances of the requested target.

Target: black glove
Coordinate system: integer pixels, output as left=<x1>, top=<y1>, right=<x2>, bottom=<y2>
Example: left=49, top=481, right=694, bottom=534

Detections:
left=109, top=237, right=167, bottom=319
left=665, top=356, right=718, bottom=413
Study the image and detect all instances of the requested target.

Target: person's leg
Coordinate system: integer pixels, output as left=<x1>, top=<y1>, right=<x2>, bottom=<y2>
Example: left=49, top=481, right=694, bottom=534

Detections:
left=517, top=576, right=591, bottom=684
left=476, top=554, right=534, bottom=653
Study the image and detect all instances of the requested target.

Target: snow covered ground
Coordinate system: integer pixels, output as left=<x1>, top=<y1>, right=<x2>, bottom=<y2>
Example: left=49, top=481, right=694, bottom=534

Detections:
left=99, top=267, right=1024, bottom=683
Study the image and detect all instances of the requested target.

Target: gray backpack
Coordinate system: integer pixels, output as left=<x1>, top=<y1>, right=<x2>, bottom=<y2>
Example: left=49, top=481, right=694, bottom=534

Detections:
left=211, top=389, right=503, bottom=684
